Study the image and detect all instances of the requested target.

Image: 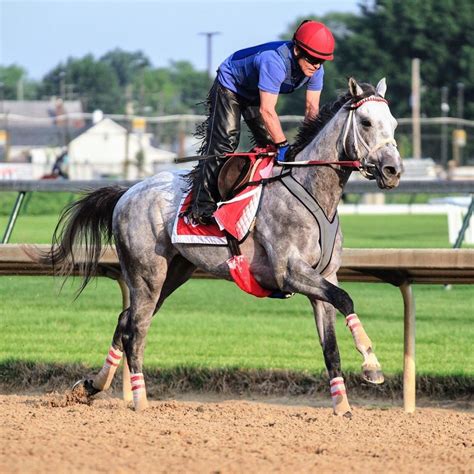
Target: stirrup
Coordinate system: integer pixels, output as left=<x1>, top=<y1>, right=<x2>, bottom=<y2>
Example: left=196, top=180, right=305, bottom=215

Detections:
left=182, top=208, right=215, bottom=226
left=195, top=214, right=215, bottom=226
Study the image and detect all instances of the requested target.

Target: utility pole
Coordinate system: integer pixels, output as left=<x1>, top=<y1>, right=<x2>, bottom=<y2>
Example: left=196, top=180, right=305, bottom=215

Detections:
left=59, top=71, right=66, bottom=99
left=453, top=82, right=466, bottom=166
left=457, top=82, right=464, bottom=121
left=0, top=81, right=10, bottom=161
left=123, top=85, right=133, bottom=179
left=17, top=76, right=24, bottom=101
left=441, top=86, right=449, bottom=167
left=199, top=32, right=221, bottom=81
left=411, top=58, right=421, bottom=159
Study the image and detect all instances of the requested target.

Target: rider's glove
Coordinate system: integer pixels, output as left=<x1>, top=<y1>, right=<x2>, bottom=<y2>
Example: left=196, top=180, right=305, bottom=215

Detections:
left=275, top=140, right=290, bottom=162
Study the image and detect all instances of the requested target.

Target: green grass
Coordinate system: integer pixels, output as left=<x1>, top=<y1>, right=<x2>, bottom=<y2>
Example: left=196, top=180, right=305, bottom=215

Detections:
left=0, top=213, right=472, bottom=379
left=0, top=192, right=78, bottom=216
left=0, top=213, right=459, bottom=248
left=1, top=277, right=472, bottom=377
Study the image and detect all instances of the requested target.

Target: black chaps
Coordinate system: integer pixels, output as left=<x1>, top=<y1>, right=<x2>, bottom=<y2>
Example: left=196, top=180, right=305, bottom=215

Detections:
left=191, top=80, right=272, bottom=218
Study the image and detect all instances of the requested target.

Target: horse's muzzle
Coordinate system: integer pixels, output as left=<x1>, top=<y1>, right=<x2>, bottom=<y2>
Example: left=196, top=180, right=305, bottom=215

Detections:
left=374, top=149, right=403, bottom=189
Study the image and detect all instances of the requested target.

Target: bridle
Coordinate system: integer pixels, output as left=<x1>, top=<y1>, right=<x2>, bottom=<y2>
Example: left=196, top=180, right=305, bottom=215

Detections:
left=341, top=95, right=398, bottom=178
left=276, top=95, right=398, bottom=178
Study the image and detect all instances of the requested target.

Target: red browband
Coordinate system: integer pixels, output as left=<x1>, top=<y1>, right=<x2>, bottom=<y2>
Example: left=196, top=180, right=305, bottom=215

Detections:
left=349, top=96, right=388, bottom=109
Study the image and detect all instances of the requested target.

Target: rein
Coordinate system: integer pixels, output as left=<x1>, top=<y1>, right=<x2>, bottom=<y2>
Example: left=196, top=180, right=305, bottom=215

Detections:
left=222, top=151, right=362, bottom=169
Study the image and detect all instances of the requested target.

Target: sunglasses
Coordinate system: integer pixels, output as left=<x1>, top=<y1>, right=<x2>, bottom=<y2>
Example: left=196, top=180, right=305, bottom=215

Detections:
left=300, top=51, right=325, bottom=66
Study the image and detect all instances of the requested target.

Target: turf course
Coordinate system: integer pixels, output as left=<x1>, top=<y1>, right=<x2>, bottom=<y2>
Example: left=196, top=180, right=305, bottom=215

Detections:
left=0, top=213, right=472, bottom=379
left=0, top=212, right=458, bottom=248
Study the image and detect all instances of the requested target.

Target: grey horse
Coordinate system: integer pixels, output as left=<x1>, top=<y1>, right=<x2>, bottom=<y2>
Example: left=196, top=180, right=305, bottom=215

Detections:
left=48, top=77, right=402, bottom=417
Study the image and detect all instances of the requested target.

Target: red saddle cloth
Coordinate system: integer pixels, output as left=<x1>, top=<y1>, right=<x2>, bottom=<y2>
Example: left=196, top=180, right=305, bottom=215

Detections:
left=171, top=155, right=276, bottom=298
left=172, top=156, right=274, bottom=244
left=172, top=192, right=227, bottom=245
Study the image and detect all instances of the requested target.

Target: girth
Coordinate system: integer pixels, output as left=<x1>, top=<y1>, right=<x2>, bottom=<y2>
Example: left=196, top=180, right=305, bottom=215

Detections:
left=280, top=173, right=339, bottom=274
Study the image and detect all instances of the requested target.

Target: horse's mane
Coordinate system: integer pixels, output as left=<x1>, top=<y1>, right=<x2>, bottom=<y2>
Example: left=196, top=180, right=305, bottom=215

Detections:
left=288, top=82, right=377, bottom=160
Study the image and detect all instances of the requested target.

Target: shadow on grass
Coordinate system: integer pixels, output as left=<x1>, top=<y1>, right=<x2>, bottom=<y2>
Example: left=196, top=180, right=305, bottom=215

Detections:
left=0, top=359, right=472, bottom=400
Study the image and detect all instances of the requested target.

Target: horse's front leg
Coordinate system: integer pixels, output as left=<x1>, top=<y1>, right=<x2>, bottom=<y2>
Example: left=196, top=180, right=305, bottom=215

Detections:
left=310, top=297, right=352, bottom=417
left=345, top=312, right=384, bottom=384
left=281, top=260, right=384, bottom=405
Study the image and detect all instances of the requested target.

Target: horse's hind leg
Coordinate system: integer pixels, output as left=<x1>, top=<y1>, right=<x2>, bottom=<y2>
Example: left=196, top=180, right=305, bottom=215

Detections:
left=72, top=308, right=131, bottom=399
left=154, top=255, right=196, bottom=313
left=118, top=255, right=170, bottom=411
left=84, top=255, right=195, bottom=407
left=124, top=255, right=197, bottom=410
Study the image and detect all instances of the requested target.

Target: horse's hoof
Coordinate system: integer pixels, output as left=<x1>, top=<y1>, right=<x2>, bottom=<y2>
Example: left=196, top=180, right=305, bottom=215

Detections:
left=72, top=378, right=100, bottom=397
left=343, top=411, right=352, bottom=419
left=362, top=368, right=385, bottom=385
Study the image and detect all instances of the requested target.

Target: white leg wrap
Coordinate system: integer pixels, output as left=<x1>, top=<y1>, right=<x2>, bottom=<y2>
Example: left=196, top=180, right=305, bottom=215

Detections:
left=93, top=346, right=123, bottom=391
left=131, top=373, right=148, bottom=411
left=346, top=313, right=372, bottom=354
left=330, top=377, right=351, bottom=415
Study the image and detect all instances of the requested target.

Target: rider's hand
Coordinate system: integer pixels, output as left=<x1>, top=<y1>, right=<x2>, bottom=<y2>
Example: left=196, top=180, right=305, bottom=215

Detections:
left=275, top=140, right=290, bottom=162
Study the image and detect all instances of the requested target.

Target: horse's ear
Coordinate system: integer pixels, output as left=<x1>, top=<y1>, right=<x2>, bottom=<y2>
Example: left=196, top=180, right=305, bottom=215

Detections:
left=348, top=77, right=363, bottom=97
left=376, top=78, right=387, bottom=98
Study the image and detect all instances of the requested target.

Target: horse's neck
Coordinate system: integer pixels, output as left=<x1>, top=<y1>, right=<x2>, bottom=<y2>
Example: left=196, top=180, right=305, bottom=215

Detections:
left=292, top=113, right=351, bottom=219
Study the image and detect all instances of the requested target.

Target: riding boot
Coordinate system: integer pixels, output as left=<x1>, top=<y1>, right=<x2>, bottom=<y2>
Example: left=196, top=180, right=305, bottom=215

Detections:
left=190, top=156, right=224, bottom=224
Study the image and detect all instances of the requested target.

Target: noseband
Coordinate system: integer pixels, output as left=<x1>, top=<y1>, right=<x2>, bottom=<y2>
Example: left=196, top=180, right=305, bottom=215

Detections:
left=342, top=96, right=398, bottom=178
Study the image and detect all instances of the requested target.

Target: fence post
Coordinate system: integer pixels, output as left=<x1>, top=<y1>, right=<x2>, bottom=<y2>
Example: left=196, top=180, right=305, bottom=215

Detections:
left=2, top=191, right=26, bottom=243
left=400, top=282, right=416, bottom=413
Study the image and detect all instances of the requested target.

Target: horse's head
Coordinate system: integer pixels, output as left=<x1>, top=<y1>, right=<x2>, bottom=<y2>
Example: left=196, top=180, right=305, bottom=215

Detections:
left=344, top=77, right=403, bottom=189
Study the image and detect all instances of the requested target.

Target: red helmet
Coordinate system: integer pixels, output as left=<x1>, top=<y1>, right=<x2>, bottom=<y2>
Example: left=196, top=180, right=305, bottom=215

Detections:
left=293, top=20, right=335, bottom=61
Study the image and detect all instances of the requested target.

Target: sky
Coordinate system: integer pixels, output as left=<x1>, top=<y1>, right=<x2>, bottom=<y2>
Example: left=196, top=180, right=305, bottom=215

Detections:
left=0, top=0, right=360, bottom=79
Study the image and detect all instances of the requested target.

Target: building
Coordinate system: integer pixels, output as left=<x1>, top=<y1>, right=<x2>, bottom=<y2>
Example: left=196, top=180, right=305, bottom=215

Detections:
left=0, top=98, right=85, bottom=178
left=67, top=117, right=176, bottom=179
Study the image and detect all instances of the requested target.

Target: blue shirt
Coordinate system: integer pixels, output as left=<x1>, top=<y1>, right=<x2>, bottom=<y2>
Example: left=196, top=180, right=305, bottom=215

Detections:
left=217, top=41, right=324, bottom=100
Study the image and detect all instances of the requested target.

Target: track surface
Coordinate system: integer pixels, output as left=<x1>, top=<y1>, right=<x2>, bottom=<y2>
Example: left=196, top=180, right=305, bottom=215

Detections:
left=1, top=393, right=472, bottom=473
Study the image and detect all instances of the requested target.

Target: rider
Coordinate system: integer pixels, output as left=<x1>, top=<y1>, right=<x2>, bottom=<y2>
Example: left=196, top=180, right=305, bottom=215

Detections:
left=187, top=20, right=335, bottom=224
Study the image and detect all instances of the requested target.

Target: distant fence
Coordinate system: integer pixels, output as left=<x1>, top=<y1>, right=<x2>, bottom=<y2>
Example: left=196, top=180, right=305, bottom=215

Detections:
left=1, top=178, right=473, bottom=194
left=2, top=112, right=474, bottom=166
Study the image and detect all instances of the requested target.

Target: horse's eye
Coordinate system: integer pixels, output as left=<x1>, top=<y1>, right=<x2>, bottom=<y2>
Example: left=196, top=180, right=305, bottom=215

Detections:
left=361, top=119, right=372, bottom=127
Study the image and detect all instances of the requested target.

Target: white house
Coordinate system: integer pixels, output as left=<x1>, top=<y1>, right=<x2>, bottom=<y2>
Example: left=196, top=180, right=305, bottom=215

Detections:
left=67, top=117, right=176, bottom=179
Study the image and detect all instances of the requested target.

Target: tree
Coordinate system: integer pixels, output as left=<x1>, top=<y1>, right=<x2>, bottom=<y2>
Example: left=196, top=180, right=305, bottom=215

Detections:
left=41, top=55, right=123, bottom=113
left=169, top=61, right=209, bottom=113
left=277, top=3, right=473, bottom=120
left=333, top=0, right=473, bottom=119
left=0, top=65, right=38, bottom=100
left=132, top=61, right=208, bottom=115
left=100, top=49, right=151, bottom=87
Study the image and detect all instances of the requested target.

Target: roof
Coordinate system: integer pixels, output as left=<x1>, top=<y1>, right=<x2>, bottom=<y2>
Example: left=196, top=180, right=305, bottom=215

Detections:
left=2, top=99, right=86, bottom=148
left=2, top=99, right=83, bottom=118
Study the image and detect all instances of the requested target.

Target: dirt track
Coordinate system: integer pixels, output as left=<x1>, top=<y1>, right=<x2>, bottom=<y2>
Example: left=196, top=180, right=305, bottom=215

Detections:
left=1, top=392, right=472, bottom=473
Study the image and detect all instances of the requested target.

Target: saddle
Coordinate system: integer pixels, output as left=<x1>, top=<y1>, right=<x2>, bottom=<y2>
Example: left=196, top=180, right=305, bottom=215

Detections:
left=217, top=155, right=262, bottom=201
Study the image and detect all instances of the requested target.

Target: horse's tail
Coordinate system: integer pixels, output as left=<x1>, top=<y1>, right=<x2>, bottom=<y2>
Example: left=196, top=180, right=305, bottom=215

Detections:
left=43, top=185, right=129, bottom=294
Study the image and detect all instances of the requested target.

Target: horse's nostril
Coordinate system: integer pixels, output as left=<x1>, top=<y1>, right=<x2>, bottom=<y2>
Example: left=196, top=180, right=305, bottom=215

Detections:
left=384, top=166, right=397, bottom=176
